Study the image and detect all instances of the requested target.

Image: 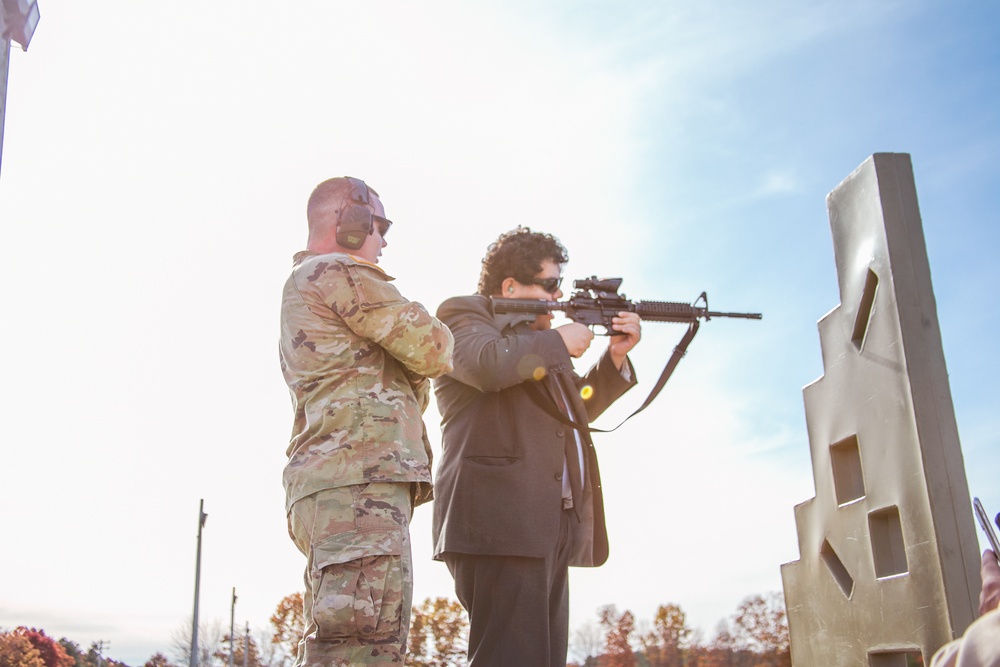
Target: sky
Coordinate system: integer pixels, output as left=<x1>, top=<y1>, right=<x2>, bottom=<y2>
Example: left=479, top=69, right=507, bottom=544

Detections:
left=1, top=0, right=998, bottom=664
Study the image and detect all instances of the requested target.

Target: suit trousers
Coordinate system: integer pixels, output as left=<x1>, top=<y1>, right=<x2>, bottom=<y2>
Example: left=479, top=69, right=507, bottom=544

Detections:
left=444, top=508, right=576, bottom=667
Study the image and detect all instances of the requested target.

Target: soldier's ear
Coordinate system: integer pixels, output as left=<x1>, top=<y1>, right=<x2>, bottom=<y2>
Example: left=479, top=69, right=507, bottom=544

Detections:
left=500, top=277, right=517, bottom=296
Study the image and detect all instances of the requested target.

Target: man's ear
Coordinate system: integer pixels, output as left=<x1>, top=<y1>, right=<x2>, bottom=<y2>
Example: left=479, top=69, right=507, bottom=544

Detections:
left=500, top=277, right=518, bottom=296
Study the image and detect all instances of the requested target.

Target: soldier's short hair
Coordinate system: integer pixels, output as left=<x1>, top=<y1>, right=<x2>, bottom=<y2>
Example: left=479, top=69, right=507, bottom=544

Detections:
left=306, top=177, right=380, bottom=234
left=478, top=227, right=568, bottom=296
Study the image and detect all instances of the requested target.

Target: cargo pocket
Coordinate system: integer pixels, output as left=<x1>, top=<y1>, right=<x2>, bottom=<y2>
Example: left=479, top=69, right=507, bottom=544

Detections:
left=310, top=528, right=405, bottom=642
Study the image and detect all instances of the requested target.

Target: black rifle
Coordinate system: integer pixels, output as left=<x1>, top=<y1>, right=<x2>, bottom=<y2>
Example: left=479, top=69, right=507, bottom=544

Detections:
left=490, top=277, right=761, bottom=433
left=491, top=276, right=762, bottom=334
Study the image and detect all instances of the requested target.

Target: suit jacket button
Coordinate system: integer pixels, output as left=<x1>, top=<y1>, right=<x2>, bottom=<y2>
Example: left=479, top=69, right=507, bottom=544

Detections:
left=555, top=473, right=563, bottom=481
left=556, top=429, right=565, bottom=437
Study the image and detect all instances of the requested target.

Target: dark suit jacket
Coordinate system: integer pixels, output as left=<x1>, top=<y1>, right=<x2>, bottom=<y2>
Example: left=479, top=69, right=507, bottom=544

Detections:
left=431, top=295, right=635, bottom=567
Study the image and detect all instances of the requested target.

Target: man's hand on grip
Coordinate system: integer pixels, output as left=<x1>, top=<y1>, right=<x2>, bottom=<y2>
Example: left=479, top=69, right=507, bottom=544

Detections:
left=557, top=322, right=594, bottom=358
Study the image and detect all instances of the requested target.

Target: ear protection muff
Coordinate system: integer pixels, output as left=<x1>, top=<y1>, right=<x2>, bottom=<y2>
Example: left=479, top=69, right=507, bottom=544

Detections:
left=335, top=177, right=374, bottom=250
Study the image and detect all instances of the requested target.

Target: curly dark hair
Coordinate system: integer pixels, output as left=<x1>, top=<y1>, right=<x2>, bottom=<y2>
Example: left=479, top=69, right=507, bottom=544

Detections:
left=477, top=226, right=569, bottom=295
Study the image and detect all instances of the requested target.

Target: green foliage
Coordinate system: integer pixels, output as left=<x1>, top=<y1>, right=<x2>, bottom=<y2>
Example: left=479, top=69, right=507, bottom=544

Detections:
left=56, top=639, right=92, bottom=667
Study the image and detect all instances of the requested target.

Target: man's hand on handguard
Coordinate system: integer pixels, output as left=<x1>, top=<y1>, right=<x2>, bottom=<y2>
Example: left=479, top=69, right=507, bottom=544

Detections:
left=609, top=311, right=642, bottom=370
left=981, top=549, right=1000, bottom=616
left=556, top=322, right=594, bottom=358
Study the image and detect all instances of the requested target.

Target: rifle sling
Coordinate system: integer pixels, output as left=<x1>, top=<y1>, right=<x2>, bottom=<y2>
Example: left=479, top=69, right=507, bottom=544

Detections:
left=523, top=320, right=700, bottom=434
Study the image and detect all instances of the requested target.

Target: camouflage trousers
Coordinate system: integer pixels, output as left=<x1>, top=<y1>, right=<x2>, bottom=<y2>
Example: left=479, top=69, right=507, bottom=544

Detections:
left=288, top=482, right=414, bottom=666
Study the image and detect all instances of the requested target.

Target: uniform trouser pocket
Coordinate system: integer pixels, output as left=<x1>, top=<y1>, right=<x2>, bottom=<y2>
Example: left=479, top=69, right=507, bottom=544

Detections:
left=311, top=529, right=405, bottom=642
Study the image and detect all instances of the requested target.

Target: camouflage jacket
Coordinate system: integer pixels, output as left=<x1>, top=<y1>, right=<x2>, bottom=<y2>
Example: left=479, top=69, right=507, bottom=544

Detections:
left=279, top=251, right=454, bottom=511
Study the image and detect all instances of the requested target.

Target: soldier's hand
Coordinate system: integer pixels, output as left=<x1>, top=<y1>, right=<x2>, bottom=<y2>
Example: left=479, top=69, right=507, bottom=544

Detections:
left=556, top=322, right=594, bottom=358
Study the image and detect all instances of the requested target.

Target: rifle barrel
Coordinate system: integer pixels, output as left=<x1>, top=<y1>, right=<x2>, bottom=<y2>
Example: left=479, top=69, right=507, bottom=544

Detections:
left=707, top=310, right=763, bottom=320
left=636, top=300, right=762, bottom=322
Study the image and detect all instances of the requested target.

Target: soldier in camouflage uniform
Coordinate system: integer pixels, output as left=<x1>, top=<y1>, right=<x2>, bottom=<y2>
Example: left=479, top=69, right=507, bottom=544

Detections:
left=279, top=177, right=454, bottom=666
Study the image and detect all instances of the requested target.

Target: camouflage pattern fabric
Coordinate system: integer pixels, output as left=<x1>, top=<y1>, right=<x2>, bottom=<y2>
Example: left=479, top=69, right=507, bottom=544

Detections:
left=279, top=251, right=454, bottom=511
left=288, top=483, right=414, bottom=666
left=279, top=250, right=452, bottom=665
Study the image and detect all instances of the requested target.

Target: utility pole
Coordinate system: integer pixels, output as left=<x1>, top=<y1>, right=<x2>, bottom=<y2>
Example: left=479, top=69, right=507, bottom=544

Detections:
left=0, top=0, right=41, bottom=177
left=189, top=500, right=207, bottom=667
left=94, top=640, right=109, bottom=667
left=1, top=39, right=8, bottom=172
left=229, top=587, right=237, bottom=667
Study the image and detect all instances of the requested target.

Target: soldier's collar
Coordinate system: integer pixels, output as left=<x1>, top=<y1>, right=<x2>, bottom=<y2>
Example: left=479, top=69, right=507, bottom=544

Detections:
left=292, top=250, right=393, bottom=279
left=345, top=254, right=387, bottom=274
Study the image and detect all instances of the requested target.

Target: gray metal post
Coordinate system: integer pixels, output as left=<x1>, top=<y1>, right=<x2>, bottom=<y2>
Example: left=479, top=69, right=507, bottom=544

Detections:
left=1, top=38, right=9, bottom=177
left=190, top=500, right=207, bottom=667
left=229, top=588, right=236, bottom=667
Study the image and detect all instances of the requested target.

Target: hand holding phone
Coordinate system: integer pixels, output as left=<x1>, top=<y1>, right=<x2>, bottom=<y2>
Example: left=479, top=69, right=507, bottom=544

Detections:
left=973, top=497, right=1000, bottom=564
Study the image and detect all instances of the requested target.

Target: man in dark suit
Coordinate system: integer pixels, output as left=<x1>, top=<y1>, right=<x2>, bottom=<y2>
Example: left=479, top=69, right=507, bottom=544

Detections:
left=432, top=227, right=642, bottom=666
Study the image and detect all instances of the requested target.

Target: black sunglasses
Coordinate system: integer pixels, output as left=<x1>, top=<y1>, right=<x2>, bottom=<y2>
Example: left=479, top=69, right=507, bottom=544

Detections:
left=530, top=276, right=563, bottom=293
left=373, top=215, right=393, bottom=238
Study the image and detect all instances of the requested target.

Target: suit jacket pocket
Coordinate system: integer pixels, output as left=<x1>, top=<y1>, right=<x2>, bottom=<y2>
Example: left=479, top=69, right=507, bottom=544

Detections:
left=466, top=455, right=520, bottom=466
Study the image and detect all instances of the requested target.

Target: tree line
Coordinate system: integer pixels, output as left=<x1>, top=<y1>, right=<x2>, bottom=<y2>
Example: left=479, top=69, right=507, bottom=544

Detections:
left=407, top=592, right=790, bottom=667
left=1, top=591, right=788, bottom=667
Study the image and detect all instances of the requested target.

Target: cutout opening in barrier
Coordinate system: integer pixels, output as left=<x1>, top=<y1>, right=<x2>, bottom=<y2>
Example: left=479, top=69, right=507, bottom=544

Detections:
left=868, top=649, right=924, bottom=667
left=821, top=539, right=855, bottom=598
left=870, top=506, right=909, bottom=578
left=831, top=434, right=866, bottom=505
left=852, top=268, right=879, bottom=350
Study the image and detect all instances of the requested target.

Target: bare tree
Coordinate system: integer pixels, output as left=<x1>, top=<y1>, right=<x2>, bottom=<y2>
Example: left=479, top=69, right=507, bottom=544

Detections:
left=570, top=620, right=604, bottom=667
left=252, top=630, right=282, bottom=667
left=728, top=593, right=789, bottom=667
left=170, top=619, right=225, bottom=667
